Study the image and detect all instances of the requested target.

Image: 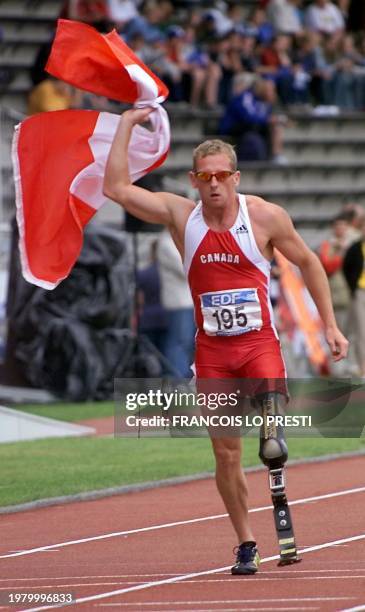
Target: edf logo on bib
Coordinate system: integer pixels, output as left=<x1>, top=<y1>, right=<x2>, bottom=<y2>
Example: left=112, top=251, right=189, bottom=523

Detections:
left=202, top=289, right=257, bottom=307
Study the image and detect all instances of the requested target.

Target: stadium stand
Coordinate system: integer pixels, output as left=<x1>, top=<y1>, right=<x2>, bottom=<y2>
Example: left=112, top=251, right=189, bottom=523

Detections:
left=0, top=0, right=365, bottom=249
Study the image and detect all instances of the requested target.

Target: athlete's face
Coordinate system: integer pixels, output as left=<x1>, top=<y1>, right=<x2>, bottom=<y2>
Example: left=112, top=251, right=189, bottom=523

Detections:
left=189, top=154, right=240, bottom=208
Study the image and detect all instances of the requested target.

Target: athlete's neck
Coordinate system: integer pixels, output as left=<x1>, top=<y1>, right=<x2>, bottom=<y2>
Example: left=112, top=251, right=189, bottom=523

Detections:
left=202, top=197, right=239, bottom=232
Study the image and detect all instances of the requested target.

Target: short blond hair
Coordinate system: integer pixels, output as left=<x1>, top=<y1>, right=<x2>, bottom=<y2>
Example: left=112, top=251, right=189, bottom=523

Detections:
left=192, top=139, right=237, bottom=171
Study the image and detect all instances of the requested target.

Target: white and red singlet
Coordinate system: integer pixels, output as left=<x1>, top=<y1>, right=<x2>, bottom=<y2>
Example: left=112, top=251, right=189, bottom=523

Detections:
left=184, top=193, right=286, bottom=382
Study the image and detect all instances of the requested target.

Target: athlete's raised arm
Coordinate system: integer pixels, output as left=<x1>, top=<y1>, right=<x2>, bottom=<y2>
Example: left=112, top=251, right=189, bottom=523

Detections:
left=103, top=107, right=194, bottom=227
left=269, top=204, right=349, bottom=361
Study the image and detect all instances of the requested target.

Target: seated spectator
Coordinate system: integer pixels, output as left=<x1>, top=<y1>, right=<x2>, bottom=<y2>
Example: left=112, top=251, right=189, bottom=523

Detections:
left=317, top=33, right=357, bottom=108
left=305, top=0, right=345, bottom=35
left=259, top=34, right=296, bottom=104
left=27, top=78, right=82, bottom=115
left=245, top=7, right=274, bottom=45
left=157, top=24, right=221, bottom=108
left=107, top=0, right=140, bottom=29
left=217, top=30, right=256, bottom=105
left=198, top=8, right=233, bottom=40
left=219, top=73, right=286, bottom=163
left=341, top=33, right=365, bottom=109
left=267, top=0, right=303, bottom=36
left=157, top=26, right=187, bottom=102
left=226, top=3, right=246, bottom=31
left=60, top=0, right=110, bottom=29
left=122, top=0, right=171, bottom=44
left=292, top=32, right=322, bottom=103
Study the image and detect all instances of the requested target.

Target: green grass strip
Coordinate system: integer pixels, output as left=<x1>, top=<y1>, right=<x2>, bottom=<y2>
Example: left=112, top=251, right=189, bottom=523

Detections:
left=0, top=434, right=363, bottom=507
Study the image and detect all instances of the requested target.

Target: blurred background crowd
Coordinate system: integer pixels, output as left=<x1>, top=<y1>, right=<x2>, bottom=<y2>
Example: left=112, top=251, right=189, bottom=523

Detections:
left=28, top=0, right=365, bottom=162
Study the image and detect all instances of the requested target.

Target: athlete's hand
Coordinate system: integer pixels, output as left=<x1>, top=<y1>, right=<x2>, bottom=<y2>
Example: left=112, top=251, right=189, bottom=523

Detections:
left=325, top=326, right=349, bottom=361
left=122, top=107, right=154, bottom=126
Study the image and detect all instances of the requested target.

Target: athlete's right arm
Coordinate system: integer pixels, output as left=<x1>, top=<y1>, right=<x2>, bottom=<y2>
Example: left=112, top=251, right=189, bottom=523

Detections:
left=103, top=108, right=193, bottom=226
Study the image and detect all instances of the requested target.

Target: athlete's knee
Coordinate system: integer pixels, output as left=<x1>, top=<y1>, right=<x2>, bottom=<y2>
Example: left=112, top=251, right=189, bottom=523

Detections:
left=256, top=392, right=288, bottom=469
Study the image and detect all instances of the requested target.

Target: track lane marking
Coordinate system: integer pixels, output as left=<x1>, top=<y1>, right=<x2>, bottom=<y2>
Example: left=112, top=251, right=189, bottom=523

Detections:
left=21, top=533, right=365, bottom=612
left=1, top=574, right=365, bottom=591
left=1, top=486, right=364, bottom=560
left=93, top=598, right=356, bottom=606
left=1, top=568, right=365, bottom=583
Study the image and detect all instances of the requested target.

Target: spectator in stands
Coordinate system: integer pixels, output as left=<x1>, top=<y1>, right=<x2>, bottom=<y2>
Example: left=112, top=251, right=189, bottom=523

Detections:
left=341, top=33, right=365, bottom=109
left=198, top=8, right=233, bottom=40
left=318, top=214, right=351, bottom=336
left=305, top=0, right=345, bottom=35
left=185, top=39, right=222, bottom=108
left=158, top=24, right=222, bottom=108
left=342, top=204, right=365, bottom=243
left=137, top=239, right=168, bottom=356
left=157, top=230, right=195, bottom=378
left=219, top=73, right=286, bottom=163
left=27, top=78, right=82, bottom=115
left=267, top=0, right=303, bottom=37
left=60, top=0, right=111, bottom=30
left=157, top=26, right=187, bottom=102
left=245, top=7, right=274, bottom=45
left=226, top=3, right=246, bottom=32
left=343, top=217, right=365, bottom=377
left=292, top=32, right=321, bottom=104
left=259, top=34, right=296, bottom=105
left=122, top=0, right=171, bottom=45
left=217, top=30, right=257, bottom=105
left=312, top=33, right=356, bottom=108
left=107, top=0, right=140, bottom=29
left=239, top=31, right=261, bottom=73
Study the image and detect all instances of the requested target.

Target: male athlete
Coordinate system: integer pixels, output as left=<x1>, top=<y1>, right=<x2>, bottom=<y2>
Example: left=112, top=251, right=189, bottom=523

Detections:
left=103, top=107, right=348, bottom=575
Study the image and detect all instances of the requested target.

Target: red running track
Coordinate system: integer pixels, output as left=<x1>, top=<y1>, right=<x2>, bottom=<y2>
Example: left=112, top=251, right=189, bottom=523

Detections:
left=0, top=455, right=364, bottom=611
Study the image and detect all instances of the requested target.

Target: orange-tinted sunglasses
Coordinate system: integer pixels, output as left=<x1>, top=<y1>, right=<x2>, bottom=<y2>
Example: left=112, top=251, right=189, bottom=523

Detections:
left=194, top=170, right=235, bottom=182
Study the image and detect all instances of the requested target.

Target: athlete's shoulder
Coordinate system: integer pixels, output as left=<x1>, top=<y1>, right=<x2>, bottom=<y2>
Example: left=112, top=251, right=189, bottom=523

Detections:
left=245, top=194, right=290, bottom=227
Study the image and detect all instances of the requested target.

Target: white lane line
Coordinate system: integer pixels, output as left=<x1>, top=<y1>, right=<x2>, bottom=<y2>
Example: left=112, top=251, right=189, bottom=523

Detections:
left=2, top=575, right=364, bottom=592
left=2, top=568, right=365, bottom=584
left=340, top=605, right=365, bottom=612
left=94, top=598, right=355, bottom=607
left=21, top=533, right=365, bottom=612
left=179, top=575, right=365, bottom=582
left=110, top=608, right=320, bottom=612
left=2, top=570, right=365, bottom=590
left=2, top=486, right=365, bottom=560
left=0, top=575, right=183, bottom=582
left=120, top=608, right=320, bottom=612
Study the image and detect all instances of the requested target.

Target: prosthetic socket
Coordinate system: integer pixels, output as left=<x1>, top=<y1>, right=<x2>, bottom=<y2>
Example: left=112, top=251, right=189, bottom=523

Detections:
left=256, top=392, right=301, bottom=566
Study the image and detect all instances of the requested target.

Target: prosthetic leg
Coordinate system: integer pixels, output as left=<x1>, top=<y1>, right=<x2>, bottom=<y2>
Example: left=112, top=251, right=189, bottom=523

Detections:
left=257, top=393, right=301, bottom=566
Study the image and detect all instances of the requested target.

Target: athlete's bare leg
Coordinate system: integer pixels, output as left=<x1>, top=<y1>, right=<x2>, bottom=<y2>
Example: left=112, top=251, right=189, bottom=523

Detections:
left=211, top=437, right=255, bottom=543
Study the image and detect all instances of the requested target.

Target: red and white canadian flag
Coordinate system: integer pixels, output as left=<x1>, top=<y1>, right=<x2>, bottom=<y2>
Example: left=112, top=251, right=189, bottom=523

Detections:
left=12, top=19, right=170, bottom=289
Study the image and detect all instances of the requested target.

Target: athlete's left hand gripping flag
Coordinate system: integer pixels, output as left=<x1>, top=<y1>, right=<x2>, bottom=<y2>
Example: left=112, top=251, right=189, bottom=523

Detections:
left=12, top=19, right=170, bottom=289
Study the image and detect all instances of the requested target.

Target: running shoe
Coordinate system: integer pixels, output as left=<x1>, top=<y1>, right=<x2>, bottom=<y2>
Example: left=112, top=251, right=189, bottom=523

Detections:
left=231, top=541, right=260, bottom=575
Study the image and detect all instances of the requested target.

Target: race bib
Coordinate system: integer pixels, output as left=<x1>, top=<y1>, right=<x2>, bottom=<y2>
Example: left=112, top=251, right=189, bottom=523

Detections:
left=200, top=288, right=263, bottom=336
